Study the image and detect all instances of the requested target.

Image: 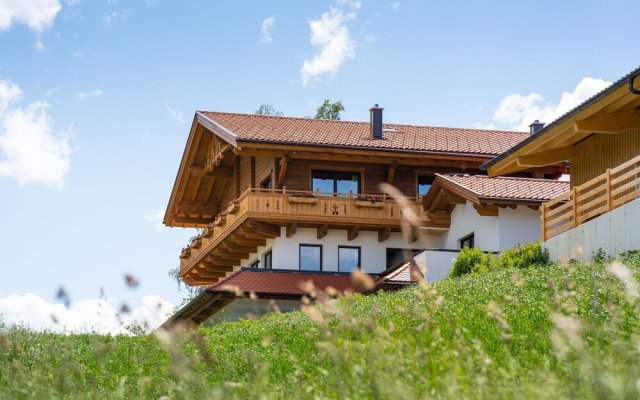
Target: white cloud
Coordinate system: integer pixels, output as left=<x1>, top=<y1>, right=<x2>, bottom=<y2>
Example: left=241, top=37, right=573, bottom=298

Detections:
left=0, top=79, right=72, bottom=187
left=0, top=0, right=61, bottom=33
left=76, top=89, right=103, bottom=100
left=0, top=293, right=174, bottom=334
left=300, top=5, right=358, bottom=86
left=145, top=206, right=165, bottom=230
left=164, top=102, right=184, bottom=124
left=391, top=2, right=401, bottom=11
left=260, top=16, right=275, bottom=43
left=33, top=39, right=47, bottom=52
left=103, top=9, right=131, bottom=26
left=488, top=77, right=611, bottom=131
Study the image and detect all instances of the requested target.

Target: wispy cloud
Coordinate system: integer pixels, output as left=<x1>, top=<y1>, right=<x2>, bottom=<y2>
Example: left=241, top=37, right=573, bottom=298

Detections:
left=480, top=77, right=612, bottom=131
left=76, top=89, right=104, bottom=100
left=300, top=2, right=360, bottom=86
left=260, top=16, right=276, bottom=43
left=0, top=293, right=174, bottom=334
left=0, top=0, right=61, bottom=33
left=33, top=39, right=48, bottom=52
left=0, top=79, right=72, bottom=187
left=103, top=9, right=132, bottom=26
left=164, top=102, right=184, bottom=124
left=145, top=206, right=165, bottom=230
left=391, top=2, right=401, bottom=11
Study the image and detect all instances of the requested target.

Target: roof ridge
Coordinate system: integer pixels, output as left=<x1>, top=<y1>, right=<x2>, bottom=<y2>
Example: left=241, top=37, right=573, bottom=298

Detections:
left=200, top=110, right=528, bottom=135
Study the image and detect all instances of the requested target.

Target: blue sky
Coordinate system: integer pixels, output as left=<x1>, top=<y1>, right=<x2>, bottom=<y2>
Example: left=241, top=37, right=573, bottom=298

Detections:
left=0, top=0, right=639, bottom=332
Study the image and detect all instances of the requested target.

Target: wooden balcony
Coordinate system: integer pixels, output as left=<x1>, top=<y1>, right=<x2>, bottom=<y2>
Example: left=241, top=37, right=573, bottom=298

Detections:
left=179, top=188, right=431, bottom=285
left=542, top=154, right=640, bottom=240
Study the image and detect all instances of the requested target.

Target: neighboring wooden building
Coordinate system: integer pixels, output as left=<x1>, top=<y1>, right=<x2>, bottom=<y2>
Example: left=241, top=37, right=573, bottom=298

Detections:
left=483, top=66, right=640, bottom=259
left=163, top=106, right=564, bottom=325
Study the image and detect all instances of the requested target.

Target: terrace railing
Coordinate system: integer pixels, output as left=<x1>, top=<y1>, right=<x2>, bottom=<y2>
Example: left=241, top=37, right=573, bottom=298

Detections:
left=542, top=154, right=640, bottom=240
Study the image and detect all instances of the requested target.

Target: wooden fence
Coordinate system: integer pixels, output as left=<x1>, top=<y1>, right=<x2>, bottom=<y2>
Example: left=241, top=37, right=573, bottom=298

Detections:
left=542, top=154, right=640, bottom=240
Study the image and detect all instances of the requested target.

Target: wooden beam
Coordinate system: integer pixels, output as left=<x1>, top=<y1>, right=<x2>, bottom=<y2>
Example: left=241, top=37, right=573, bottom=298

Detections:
left=426, top=211, right=451, bottom=226
left=347, top=226, right=360, bottom=241
left=220, top=242, right=257, bottom=254
left=172, top=216, right=213, bottom=225
left=189, top=165, right=234, bottom=178
left=236, top=228, right=270, bottom=240
left=516, top=145, right=574, bottom=167
left=231, top=236, right=267, bottom=247
left=317, top=224, right=328, bottom=239
left=278, top=155, right=290, bottom=188
left=204, top=255, right=241, bottom=267
left=378, top=227, right=391, bottom=242
left=473, top=203, right=499, bottom=216
left=574, top=108, right=639, bottom=134
left=286, top=222, right=297, bottom=238
left=177, top=203, right=217, bottom=215
left=249, top=220, right=281, bottom=237
left=386, top=162, right=398, bottom=184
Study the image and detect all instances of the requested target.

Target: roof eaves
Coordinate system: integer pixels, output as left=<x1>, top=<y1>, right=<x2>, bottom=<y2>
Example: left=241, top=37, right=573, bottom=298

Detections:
left=196, top=111, right=239, bottom=147
left=481, top=65, right=640, bottom=172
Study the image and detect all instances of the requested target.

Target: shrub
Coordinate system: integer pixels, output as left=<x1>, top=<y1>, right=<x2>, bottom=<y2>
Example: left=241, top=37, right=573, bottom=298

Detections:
left=450, top=247, right=494, bottom=277
left=495, top=242, right=549, bottom=270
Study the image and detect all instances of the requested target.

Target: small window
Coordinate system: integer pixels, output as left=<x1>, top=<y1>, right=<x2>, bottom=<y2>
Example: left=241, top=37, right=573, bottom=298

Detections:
left=386, top=248, right=422, bottom=268
left=338, top=246, right=360, bottom=273
left=299, top=244, right=322, bottom=271
left=263, top=250, right=272, bottom=269
left=418, top=175, right=435, bottom=196
left=250, top=259, right=260, bottom=269
left=312, top=170, right=361, bottom=197
left=260, top=175, right=272, bottom=189
left=459, top=233, right=475, bottom=249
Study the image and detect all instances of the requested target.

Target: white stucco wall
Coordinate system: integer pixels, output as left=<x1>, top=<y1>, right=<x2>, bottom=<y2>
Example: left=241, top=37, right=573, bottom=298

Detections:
left=497, top=206, right=542, bottom=249
left=240, top=227, right=442, bottom=273
left=413, top=250, right=460, bottom=282
left=442, top=201, right=499, bottom=251
left=544, top=197, right=640, bottom=261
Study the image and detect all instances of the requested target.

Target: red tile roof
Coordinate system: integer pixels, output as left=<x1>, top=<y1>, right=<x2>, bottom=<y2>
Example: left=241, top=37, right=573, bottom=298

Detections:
left=199, top=111, right=529, bottom=156
left=207, top=269, right=358, bottom=297
left=437, top=174, right=570, bottom=201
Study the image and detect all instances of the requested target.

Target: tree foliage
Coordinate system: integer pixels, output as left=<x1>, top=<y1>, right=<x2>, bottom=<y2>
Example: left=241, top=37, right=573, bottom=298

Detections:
left=314, top=99, right=344, bottom=120
left=255, top=104, right=284, bottom=116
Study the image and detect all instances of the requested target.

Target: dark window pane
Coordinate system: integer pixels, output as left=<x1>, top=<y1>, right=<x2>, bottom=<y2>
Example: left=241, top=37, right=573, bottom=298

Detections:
left=459, top=234, right=474, bottom=249
left=264, top=250, right=272, bottom=269
left=300, top=245, right=321, bottom=271
left=312, top=170, right=361, bottom=196
left=338, top=247, right=360, bottom=272
left=336, top=174, right=359, bottom=197
left=312, top=177, right=334, bottom=194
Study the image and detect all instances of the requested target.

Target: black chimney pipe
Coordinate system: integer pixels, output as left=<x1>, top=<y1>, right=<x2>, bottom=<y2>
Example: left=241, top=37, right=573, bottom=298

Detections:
left=529, top=120, right=545, bottom=136
left=370, top=104, right=383, bottom=139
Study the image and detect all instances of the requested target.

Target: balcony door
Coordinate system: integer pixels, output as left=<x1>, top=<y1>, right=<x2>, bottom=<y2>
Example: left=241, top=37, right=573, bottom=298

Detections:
left=312, top=170, right=361, bottom=197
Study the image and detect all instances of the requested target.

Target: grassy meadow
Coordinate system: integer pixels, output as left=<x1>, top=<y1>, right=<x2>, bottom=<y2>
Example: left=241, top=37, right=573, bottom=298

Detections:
left=2, top=254, right=640, bottom=399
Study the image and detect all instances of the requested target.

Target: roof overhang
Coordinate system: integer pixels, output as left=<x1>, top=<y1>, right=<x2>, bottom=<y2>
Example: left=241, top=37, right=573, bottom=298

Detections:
left=482, top=66, right=640, bottom=176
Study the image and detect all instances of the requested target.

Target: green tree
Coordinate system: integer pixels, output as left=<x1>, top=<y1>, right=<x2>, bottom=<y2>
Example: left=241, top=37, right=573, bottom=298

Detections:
left=255, top=104, right=284, bottom=116
left=315, top=99, right=344, bottom=120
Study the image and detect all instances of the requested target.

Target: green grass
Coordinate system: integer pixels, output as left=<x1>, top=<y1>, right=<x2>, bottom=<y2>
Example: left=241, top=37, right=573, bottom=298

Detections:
left=2, top=260, right=640, bottom=399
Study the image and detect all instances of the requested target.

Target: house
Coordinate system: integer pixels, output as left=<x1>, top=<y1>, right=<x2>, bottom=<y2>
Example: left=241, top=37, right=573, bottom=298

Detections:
left=418, top=174, right=569, bottom=280
left=483, top=66, right=640, bottom=260
left=162, top=106, right=564, bottom=326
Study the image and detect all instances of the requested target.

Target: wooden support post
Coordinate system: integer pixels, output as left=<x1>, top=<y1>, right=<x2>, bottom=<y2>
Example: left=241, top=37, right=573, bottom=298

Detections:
left=278, top=155, right=290, bottom=188
left=571, top=187, right=578, bottom=227
left=250, top=157, right=256, bottom=188
left=286, top=222, right=298, bottom=238
left=386, top=162, right=398, bottom=184
left=235, top=157, right=241, bottom=197
left=605, top=168, right=612, bottom=212
left=317, top=224, right=328, bottom=239
left=347, top=226, right=360, bottom=241
left=540, top=203, right=546, bottom=241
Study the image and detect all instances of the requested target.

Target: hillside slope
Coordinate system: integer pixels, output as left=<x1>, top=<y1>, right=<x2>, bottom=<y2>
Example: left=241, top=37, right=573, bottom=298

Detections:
left=2, top=259, right=640, bottom=399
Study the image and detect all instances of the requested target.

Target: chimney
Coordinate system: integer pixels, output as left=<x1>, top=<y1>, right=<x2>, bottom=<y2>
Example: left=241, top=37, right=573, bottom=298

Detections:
left=529, top=120, right=545, bottom=136
left=369, top=104, right=383, bottom=139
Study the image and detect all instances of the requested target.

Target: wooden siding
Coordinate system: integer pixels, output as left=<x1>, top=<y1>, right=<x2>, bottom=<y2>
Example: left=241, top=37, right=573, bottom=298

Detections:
left=255, top=156, right=275, bottom=187
left=239, top=156, right=252, bottom=191
left=572, top=121, right=640, bottom=186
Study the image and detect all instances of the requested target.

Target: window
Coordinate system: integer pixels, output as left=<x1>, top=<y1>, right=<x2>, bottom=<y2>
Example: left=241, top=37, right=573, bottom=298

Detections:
left=459, top=233, right=475, bottom=249
left=312, top=170, right=361, bottom=196
left=250, top=259, right=260, bottom=269
left=263, top=249, right=272, bottom=269
left=386, top=248, right=422, bottom=268
left=299, top=244, right=322, bottom=271
left=260, top=175, right=272, bottom=189
left=417, top=175, right=435, bottom=196
left=338, top=246, right=360, bottom=272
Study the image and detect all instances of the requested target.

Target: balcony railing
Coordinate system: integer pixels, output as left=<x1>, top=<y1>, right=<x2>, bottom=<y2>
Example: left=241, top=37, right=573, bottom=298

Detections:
left=542, top=154, right=640, bottom=240
left=179, top=187, right=427, bottom=283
